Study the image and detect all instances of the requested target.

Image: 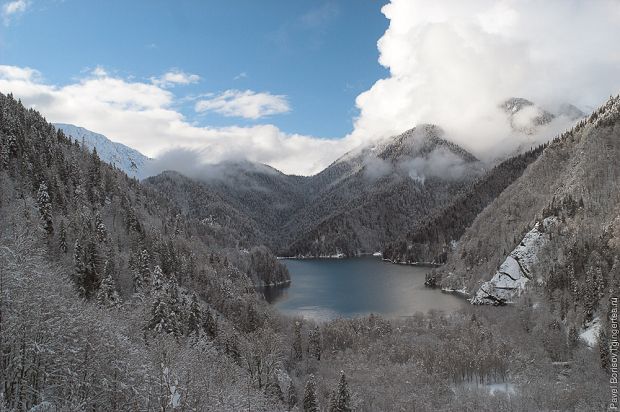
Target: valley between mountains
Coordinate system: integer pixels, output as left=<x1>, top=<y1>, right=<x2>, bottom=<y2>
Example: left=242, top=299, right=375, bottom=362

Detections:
left=1, top=92, right=616, bottom=410
left=54, top=95, right=620, bottom=310
left=55, top=97, right=575, bottom=264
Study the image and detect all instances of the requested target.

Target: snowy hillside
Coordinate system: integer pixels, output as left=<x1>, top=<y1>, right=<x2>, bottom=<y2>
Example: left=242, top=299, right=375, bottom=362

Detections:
left=54, top=123, right=150, bottom=179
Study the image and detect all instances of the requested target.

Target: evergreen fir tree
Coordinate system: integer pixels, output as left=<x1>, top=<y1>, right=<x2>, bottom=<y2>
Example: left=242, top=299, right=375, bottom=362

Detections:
left=186, top=294, right=202, bottom=335
left=0, top=139, right=9, bottom=169
left=331, top=371, right=352, bottom=412
left=150, top=293, right=171, bottom=334
left=87, top=147, right=102, bottom=204
left=139, top=249, right=151, bottom=287
left=599, top=329, right=610, bottom=371
left=148, top=268, right=182, bottom=336
left=308, top=325, right=321, bottom=361
left=58, top=220, right=67, bottom=253
left=266, top=375, right=284, bottom=402
left=166, top=275, right=182, bottom=337
left=96, top=263, right=121, bottom=307
left=328, top=390, right=338, bottom=412
left=152, top=264, right=164, bottom=291
left=95, top=212, right=107, bottom=243
left=303, top=374, right=319, bottom=412
left=568, top=325, right=579, bottom=351
left=202, top=309, right=218, bottom=338
left=595, top=266, right=606, bottom=300
left=583, top=269, right=596, bottom=322
left=37, top=182, right=53, bottom=236
left=224, top=329, right=241, bottom=364
left=287, top=383, right=297, bottom=411
left=130, top=251, right=143, bottom=294
left=82, top=239, right=102, bottom=298
left=293, top=321, right=303, bottom=361
left=73, top=238, right=85, bottom=293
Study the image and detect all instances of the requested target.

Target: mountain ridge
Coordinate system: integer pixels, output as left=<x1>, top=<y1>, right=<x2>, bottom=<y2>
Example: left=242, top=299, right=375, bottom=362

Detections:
left=145, top=124, right=484, bottom=257
left=53, top=123, right=151, bottom=180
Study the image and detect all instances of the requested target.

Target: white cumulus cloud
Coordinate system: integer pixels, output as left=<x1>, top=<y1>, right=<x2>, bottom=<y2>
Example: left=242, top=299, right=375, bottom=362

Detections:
left=2, top=0, right=28, bottom=24
left=195, top=89, right=290, bottom=120
left=347, top=0, right=620, bottom=160
left=2, top=1, right=620, bottom=175
left=151, top=70, right=201, bottom=88
left=91, top=66, right=108, bottom=77
left=0, top=65, right=345, bottom=175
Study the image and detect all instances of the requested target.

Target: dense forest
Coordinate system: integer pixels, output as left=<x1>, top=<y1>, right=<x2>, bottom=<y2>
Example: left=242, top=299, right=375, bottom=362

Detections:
left=0, top=92, right=613, bottom=411
left=382, top=145, right=545, bottom=265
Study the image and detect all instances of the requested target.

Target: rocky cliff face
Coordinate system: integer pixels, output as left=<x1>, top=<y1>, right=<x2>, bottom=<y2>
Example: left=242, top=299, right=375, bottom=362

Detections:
left=471, top=217, right=557, bottom=304
left=436, top=95, right=620, bottom=322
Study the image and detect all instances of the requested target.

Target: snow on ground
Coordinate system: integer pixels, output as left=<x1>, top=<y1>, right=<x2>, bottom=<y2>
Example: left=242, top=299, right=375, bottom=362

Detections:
left=460, top=381, right=516, bottom=395
left=487, top=382, right=516, bottom=395
left=441, top=287, right=470, bottom=298
left=580, top=317, right=601, bottom=347
left=472, top=217, right=557, bottom=305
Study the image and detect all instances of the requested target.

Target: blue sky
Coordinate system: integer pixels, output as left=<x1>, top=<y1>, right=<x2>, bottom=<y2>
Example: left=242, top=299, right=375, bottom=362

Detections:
left=0, top=0, right=389, bottom=138
left=1, top=0, right=619, bottom=175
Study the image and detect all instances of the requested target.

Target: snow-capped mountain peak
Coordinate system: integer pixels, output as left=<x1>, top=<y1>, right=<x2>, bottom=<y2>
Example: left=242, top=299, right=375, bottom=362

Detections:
left=53, top=123, right=150, bottom=180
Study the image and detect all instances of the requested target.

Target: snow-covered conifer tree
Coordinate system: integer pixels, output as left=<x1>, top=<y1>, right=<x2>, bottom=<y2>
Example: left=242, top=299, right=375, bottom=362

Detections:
left=293, top=321, right=303, bottom=361
left=330, top=371, right=352, bottom=412
left=59, top=220, right=67, bottom=253
left=186, top=294, right=201, bottom=335
left=37, top=182, right=53, bottom=235
left=96, top=263, right=121, bottom=306
left=95, top=212, right=107, bottom=243
left=308, top=325, right=321, bottom=361
left=303, top=374, right=319, bottom=412
left=288, top=383, right=298, bottom=410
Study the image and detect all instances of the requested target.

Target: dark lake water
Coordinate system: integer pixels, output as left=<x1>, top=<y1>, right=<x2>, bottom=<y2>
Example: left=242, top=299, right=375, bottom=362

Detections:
left=263, top=257, right=466, bottom=321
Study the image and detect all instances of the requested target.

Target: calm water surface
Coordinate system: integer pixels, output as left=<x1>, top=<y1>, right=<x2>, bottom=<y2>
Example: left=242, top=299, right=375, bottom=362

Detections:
left=264, top=257, right=465, bottom=321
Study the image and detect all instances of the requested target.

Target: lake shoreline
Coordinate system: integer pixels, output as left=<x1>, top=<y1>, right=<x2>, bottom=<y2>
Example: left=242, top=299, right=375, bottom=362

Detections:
left=382, top=258, right=443, bottom=268
left=266, top=256, right=466, bottom=320
left=277, top=252, right=381, bottom=260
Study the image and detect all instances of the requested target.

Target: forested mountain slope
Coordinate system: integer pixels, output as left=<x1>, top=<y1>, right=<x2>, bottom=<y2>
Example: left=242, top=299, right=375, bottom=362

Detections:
left=0, top=92, right=290, bottom=409
left=281, top=125, right=483, bottom=256
left=177, top=160, right=309, bottom=238
left=146, top=124, right=484, bottom=257
left=62, top=96, right=584, bottom=259
left=434, top=95, right=620, bottom=325
left=382, top=145, right=545, bottom=264
left=144, top=162, right=310, bottom=252
left=144, top=170, right=273, bottom=249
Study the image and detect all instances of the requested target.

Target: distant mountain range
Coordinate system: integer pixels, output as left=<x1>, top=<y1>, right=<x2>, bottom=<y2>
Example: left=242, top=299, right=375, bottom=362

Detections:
left=52, top=96, right=618, bottom=317
left=146, top=124, right=484, bottom=257
left=56, top=96, right=587, bottom=259
left=53, top=123, right=150, bottom=180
